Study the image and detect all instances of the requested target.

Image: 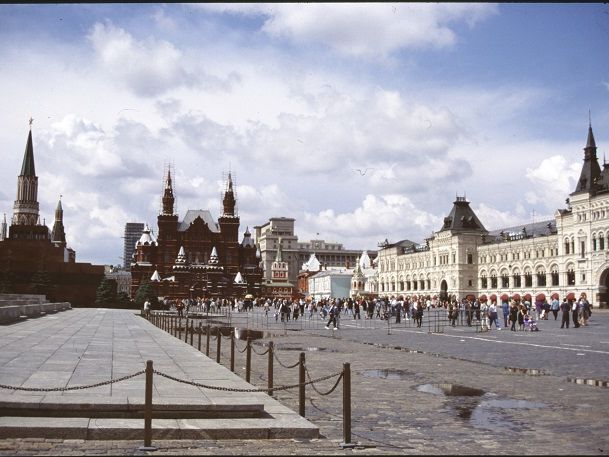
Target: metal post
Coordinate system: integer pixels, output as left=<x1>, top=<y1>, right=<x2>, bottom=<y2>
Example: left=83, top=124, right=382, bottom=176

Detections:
left=246, top=337, right=252, bottom=383
left=190, top=321, right=194, bottom=346
left=206, top=323, right=211, bottom=357
left=178, top=318, right=182, bottom=340
left=268, top=341, right=274, bottom=395
left=299, top=352, right=305, bottom=417
left=216, top=328, right=222, bottom=363
left=198, top=322, right=202, bottom=351
left=184, top=318, right=189, bottom=343
left=339, top=362, right=355, bottom=448
left=139, top=360, right=157, bottom=451
left=230, top=332, right=235, bottom=372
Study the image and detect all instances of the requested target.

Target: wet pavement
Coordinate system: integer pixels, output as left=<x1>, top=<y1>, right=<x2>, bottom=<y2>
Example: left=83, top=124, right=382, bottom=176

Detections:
left=1, top=307, right=608, bottom=455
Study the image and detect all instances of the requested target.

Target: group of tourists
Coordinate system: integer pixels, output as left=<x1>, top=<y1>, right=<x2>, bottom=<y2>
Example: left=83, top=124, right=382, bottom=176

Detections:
left=152, top=291, right=594, bottom=333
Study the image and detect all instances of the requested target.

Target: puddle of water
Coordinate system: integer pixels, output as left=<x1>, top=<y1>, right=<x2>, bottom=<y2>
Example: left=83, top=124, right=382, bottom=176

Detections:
left=277, top=346, right=337, bottom=352
left=416, top=383, right=484, bottom=397
left=361, top=369, right=412, bottom=380
left=416, top=383, right=547, bottom=432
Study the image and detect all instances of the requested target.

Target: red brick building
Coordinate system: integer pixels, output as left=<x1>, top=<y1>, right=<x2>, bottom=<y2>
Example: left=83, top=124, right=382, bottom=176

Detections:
left=0, top=123, right=104, bottom=306
left=130, top=168, right=263, bottom=299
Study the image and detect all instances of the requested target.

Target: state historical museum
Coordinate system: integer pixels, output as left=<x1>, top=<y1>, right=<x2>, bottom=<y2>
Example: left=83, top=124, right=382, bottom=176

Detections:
left=130, top=168, right=263, bottom=299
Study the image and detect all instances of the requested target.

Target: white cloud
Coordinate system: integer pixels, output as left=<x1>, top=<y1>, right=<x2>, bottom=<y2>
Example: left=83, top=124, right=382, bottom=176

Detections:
left=87, top=21, right=201, bottom=97
left=524, top=155, right=580, bottom=205
left=301, top=194, right=442, bottom=246
left=201, top=3, right=499, bottom=58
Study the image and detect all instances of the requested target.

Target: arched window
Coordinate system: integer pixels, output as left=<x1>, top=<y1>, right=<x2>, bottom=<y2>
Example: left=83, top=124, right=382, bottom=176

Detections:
left=567, top=267, right=575, bottom=286
left=480, top=274, right=488, bottom=289
left=491, top=273, right=498, bottom=289
left=524, top=270, right=533, bottom=287
left=501, top=273, right=509, bottom=288
left=536, top=268, right=547, bottom=286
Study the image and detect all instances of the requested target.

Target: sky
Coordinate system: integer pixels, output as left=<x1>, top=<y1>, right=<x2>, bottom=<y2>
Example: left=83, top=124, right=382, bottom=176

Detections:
left=0, top=3, right=608, bottom=267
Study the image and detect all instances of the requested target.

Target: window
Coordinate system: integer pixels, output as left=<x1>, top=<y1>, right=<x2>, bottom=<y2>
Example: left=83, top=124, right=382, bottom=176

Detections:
left=567, top=269, right=575, bottom=286
left=467, top=253, right=473, bottom=264
left=551, top=270, right=559, bottom=286
left=601, top=237, right=605, bottom=250
left=525, top=272, right=532, bottom=287
left=513, top=274, right=522, bottom=288
left=593, top=237, right=597, bottom=251
left=581, top=241, right=586, bottom=258
left=565, top=241, right=570, bottom=255
left=501, top=275, right=509, bottom=288
left=491, top=275, right=498, bottom=288
left=481, top=276, right=488, bottom=288
left=537, top=271, right=547, bottom=287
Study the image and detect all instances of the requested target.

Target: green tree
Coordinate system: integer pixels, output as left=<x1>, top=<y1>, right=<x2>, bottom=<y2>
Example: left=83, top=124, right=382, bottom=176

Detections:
left=134, top=280, right=158, bottom=308
left=95, top=278, right=117, bottom=307
left=116, top=291, right=135, bottom=309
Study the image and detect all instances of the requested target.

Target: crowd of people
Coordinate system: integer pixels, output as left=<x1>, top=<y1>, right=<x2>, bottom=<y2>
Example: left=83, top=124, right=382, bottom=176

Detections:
left=149, top=291, right=594, bottom=332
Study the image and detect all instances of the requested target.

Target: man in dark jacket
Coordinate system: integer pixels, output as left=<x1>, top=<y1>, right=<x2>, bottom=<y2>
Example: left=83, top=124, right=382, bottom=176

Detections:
left=560, top=298, right=570, bottom=329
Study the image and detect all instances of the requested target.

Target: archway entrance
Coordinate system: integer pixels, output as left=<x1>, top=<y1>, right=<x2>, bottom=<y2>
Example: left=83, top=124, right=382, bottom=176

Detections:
left=440, top=280, right=448, bottom=302
left=598, top=269, right=609, bottom=307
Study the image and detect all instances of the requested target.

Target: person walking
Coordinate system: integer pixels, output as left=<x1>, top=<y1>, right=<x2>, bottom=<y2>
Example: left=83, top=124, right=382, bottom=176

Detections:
left=480, top=300, right=489, bottom=331
left=571, top=298, right=580, bottom=328
left=550, top=296, right=560, bottom=320
left=488, top=300, right=499, bottom=330
left=501, top=298, right=510, bottom=328
left=560, top=298, right=570, bottom=329
left=325, top=302, right=339, bottom=330
left=509, top=302, right=518, bottom=331
left=578, top=293, right=591, bottom=326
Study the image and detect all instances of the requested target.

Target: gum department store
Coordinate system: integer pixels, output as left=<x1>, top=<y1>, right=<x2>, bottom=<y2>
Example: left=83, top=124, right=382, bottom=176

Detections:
left=373, top=123, right=609, bottom=307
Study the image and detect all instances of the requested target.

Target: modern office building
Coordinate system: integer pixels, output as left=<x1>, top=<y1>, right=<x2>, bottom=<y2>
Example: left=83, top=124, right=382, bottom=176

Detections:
left=123, top=222, right=144, bottom=270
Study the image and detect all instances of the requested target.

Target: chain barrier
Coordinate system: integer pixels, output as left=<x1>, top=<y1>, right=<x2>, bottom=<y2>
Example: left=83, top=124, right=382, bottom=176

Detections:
left=235, top=341, right=249, bottom=354
left=0, top=370, right=146, bottom=392
left=305, top=365, right=344, bottom=396
left=250, top=345, right=270, bottom=356
left=153, top=369, right=342, bottom=394
left=273, top=351, right=301, bottom=369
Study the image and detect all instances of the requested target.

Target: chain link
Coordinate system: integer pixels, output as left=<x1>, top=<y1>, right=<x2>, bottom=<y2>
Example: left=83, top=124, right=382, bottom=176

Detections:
left=153, top=369, right=342, bottom=393
left=236, top=341, right=249, bottom=353
left=250, top=345, right=270, bottom=356
left=273, top=351, right=301, bottom=369
left=0, top=370, right=146, bottom=392
left=305, top=365, right=344, bottom=396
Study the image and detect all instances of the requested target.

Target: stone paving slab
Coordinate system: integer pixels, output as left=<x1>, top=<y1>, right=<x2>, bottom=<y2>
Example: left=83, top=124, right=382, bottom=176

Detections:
left=1, top=309, right=609, bottom=454
left=0, top=309, right=318, bottom=440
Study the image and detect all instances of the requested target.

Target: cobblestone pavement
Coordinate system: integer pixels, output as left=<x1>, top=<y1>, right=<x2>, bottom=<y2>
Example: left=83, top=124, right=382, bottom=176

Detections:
left=1, top=308, right=608, bottom=455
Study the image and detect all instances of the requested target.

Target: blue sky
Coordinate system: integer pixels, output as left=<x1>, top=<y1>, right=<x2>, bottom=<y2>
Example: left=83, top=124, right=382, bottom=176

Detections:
left=0, top=3, right=608, bottom=266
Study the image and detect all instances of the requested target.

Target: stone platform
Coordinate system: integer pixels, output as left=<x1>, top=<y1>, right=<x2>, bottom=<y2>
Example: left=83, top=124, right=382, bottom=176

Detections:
left=0, top=308, right=318, bottom=440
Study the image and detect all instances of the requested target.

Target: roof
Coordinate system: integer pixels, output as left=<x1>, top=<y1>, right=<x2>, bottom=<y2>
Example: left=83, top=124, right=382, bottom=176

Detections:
left=440, top=197, right=486, bottom=232
left=20, top=129, right=36, bottom=176
left=178, top=210, right=219, bottom=232
left=486, top=219, right=556, bottom=243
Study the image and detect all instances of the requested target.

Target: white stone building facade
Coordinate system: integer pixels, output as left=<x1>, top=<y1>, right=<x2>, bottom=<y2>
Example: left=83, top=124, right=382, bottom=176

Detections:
left=376, top=124, right=609, bottom=307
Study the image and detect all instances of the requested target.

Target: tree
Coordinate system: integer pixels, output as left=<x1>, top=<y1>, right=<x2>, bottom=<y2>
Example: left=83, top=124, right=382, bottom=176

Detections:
left=134, top=280, right=158, bottom=308
left=95, top=278, right=117, bottom=307
left=0, top=269, right=15, bottom=293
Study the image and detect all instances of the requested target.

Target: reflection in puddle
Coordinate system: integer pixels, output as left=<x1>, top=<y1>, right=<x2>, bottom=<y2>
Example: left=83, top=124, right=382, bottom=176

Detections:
left=567, top=377, right=609, bottom=387
left=505, top=367, right=546, bottom=376
left=416, top=383, right=484, bottom=397
left=361, top=369, right=411, bottom=380
left=416, top=383, right=547, bottom=431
